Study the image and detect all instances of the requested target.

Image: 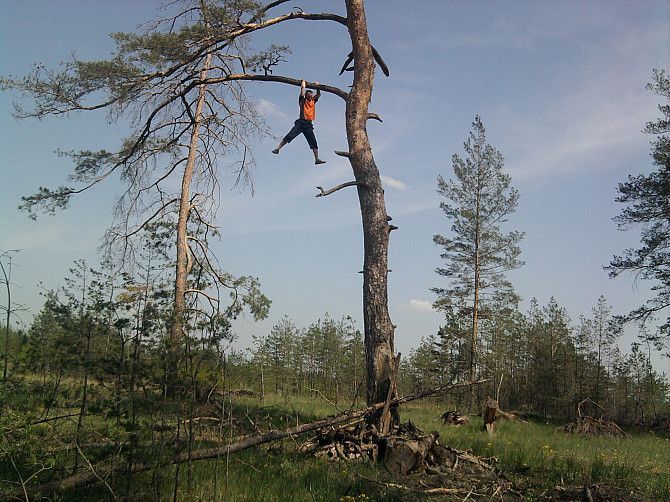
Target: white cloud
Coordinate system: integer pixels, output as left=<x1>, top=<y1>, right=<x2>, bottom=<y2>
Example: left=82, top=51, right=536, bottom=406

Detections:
left=408, top=299, right=434, bottom=312
left=256, top=98, right=286, bottom=119
left=499, top=26, right=666, bottom=181
left=381, top=175, right=409, bottom=190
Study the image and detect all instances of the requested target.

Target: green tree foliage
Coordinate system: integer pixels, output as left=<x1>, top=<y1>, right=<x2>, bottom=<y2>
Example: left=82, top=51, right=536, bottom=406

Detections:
left=250, top=315, right=365, bottom=404
left=432, top=116, right=524, bottom=312
left=1, top=1, right=274, bottom=396
left=432, top=115, right=524, bottom=407
left=608, top=68, right=670, bottom=348
left=2, top=1, right=278, bottom=224
left=401, top=296, right=669, bottom=423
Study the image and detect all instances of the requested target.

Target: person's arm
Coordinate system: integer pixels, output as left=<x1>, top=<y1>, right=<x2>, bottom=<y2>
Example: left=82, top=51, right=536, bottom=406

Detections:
left=300, top=79, right=306, bottom=97
left=314, top=81, right=321, bottom=101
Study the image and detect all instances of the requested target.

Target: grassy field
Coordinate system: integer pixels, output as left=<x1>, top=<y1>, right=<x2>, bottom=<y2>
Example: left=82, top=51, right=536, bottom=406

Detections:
left=5, top=392, right=670, bottom=501
left=403, top=400, right=670, bottom=500
left=125, top=395, right=670, bottom=501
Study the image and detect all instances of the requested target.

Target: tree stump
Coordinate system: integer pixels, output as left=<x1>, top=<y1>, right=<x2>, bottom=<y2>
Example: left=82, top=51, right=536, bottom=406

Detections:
left=482, top=398, right=499, bottom=437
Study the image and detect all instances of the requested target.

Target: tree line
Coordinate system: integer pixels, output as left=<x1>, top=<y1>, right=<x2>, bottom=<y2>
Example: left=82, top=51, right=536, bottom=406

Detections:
left=4, top=268, right=667, bottom=429
left=401, top=295, right=668, bottom=425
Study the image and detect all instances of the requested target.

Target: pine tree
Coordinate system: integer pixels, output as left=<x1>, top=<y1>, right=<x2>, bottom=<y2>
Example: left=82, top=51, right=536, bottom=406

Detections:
left=432, top=115, right=524, bottom=409
left=608, top=68, right=670, bottom=349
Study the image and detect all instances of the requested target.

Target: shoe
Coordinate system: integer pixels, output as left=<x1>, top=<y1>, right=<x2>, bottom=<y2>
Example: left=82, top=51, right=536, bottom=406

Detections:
left=315, top=159, right=326, bottom=165
left=272, top=148, right=280, bottom=154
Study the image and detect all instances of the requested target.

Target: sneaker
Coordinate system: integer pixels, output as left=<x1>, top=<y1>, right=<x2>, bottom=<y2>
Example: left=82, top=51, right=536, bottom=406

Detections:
left=272, top=148, right=280, bottom=154
left=315, top=159, right=326, bottom=165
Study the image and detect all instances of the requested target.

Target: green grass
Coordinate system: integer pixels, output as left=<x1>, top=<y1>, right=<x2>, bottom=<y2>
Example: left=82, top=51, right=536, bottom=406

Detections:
left=4, top=392, right=670, bottom=501
left=401, top=400, right=670, bottom=499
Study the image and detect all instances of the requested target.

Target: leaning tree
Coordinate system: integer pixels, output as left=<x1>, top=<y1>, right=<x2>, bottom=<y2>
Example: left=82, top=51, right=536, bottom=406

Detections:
left=3, top=0, right=399, bottom=427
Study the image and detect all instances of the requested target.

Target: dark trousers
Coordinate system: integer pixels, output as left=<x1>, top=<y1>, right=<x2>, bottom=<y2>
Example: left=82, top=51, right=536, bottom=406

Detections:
left=283, top=119, right=318, bottom=149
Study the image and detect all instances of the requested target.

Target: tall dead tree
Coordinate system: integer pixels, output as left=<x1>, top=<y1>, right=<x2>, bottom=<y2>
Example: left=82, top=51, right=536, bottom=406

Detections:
left=343, top=0, right=397, bottom=427
left=203, top=0, right=398, bottom=425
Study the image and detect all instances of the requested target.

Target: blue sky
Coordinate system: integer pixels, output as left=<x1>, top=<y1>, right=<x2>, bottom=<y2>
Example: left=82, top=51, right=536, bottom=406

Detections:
left=1, top=1, right=668, bottom=371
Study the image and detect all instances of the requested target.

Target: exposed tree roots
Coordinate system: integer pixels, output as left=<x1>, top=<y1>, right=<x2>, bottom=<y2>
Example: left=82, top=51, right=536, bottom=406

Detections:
left=301, top=421, right=523, bottom=500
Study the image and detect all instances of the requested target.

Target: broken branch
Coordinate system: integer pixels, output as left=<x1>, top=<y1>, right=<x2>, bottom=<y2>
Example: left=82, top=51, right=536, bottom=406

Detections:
left=315, top=181, right=365, bottom=197
left=371, top=45, right=390, bottom=77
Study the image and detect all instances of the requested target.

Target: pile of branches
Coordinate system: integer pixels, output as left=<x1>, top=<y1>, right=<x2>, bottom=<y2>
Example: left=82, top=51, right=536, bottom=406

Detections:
left=301, top=421, right=521, bottom=499
left=441, top=410, right=470, bottom=426
left=300, top=420, right=381, bottom=461
left=557, top=399, right=630, bottom=439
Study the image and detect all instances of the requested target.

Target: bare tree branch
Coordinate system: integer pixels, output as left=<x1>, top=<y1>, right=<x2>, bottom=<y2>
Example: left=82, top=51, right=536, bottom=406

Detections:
left=315, top=181, right=366, bottom=197
left=198, top=74, right=348, bottom=100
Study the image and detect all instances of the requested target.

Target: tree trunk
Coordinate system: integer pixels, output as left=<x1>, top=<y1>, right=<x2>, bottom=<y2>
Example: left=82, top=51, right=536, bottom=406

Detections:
left=1, top=258, right=11, bottom=382
left=344, top=0, right=398, bottom=428
left=168, top=47, right=213, bottom=395
left=470, top=187, right=481, bottom=411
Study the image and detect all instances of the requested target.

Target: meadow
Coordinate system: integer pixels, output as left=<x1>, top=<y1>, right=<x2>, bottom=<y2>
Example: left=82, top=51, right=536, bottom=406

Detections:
left=45, top=394, right=669, bottom=501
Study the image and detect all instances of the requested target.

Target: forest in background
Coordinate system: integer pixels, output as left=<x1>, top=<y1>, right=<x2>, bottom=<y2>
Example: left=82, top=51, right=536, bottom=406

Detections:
left=3, top=279, right=669, bottom=428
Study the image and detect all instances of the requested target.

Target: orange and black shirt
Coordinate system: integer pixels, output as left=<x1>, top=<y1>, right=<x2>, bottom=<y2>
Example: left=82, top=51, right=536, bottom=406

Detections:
left=299, top=90, right=320, bottom=121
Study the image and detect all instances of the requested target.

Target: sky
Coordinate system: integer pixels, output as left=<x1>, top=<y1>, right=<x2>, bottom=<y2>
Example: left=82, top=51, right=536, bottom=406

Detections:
left=1, top=1, right=669, bottom=372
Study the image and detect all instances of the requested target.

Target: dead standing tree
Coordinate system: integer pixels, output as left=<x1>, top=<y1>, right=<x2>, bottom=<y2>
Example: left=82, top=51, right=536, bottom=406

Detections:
left=3, top=0, right=397, bottom=426
left=215, top=0, right=397, bottom=428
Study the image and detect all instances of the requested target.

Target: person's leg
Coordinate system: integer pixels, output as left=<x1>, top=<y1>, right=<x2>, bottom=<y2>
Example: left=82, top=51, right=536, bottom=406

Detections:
left=312, top=149, right=326, bottom=164
left=273, top=121, right=301, bottom=154
left=303, top=125, right=325, bottom=164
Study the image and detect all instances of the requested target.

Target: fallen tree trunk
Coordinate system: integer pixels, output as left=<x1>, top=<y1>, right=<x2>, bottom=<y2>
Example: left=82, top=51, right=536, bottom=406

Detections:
left=19, top=379, right=489, bottom=497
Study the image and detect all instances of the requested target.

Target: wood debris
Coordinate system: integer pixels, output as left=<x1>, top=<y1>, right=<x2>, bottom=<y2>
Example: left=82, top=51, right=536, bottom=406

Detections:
left=440, top=410, right=470, bottom=426
left=557, top=399, right=630, bottom=439
left=301, top=421, right=520, bottom=499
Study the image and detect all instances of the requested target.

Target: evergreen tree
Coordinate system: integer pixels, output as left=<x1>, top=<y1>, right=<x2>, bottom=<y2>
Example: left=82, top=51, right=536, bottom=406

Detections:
left=590, top=296, right=618, bottom=404
left=608, top=69, right=670, bottom=349
left=432, top=115, right=524, bottom=408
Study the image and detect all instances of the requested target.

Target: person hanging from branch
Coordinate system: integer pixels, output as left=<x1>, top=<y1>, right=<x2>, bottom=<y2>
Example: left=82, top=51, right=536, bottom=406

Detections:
left=273, top=79, right=326, bottom=165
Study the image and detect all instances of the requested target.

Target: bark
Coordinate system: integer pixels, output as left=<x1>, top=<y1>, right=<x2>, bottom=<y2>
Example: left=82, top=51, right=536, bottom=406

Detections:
left=167, top=42, right=213, bottom=394
left=471, top=192, right=480, bottom=410
left=344, top=0, right=398, bottom=427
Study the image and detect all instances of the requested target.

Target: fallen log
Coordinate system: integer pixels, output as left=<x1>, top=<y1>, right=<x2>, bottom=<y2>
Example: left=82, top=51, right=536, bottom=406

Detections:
left=16, top=379, right=490, bottom=497
left=178, top=378, right=488, bottom=463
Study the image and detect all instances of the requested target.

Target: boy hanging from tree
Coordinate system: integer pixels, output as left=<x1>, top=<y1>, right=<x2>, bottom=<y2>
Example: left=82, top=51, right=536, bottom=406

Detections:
left=273, top=80, right=326, bottom=164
